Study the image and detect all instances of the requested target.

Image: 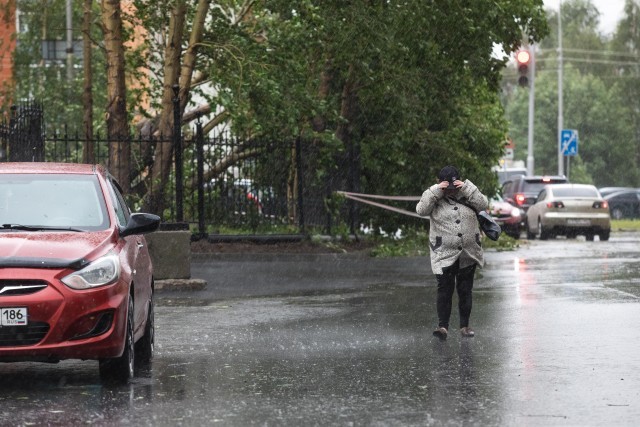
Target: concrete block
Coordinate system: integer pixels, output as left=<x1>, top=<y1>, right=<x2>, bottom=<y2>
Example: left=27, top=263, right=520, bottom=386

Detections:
left=146, top=230, right=191, bottom=280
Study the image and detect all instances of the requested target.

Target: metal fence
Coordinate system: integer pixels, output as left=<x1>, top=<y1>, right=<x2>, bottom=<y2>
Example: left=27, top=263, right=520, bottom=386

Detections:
left=0, top=103, right=359, bottom=235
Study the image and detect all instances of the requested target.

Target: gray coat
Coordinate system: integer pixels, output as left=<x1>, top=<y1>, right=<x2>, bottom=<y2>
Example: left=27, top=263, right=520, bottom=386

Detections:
left=415, top=179, right=488, bottom=275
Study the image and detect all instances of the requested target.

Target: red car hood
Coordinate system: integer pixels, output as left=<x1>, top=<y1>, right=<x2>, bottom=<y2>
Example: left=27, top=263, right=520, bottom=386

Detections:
left=0, top=230, right=116, bottom=268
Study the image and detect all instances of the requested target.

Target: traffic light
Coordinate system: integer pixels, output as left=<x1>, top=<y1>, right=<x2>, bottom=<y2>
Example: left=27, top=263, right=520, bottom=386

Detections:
left=516, top=50, right=530, bottom=87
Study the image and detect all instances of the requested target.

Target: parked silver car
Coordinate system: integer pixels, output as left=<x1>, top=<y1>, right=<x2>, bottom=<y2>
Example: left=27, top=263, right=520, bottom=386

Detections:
left=526, top=184, right=611, bottom=241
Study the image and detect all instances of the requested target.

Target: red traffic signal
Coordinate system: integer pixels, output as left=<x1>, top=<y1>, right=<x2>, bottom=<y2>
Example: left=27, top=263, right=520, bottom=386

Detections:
left=516, top=50, right=530, bottom=87
left=516, top=50, right=530, bottom=64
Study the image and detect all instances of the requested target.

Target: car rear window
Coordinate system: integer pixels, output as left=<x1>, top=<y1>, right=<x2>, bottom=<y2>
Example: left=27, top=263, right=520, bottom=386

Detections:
left=523, top=182, right=548, bottom=194
left=524, top=179, right=567, bottom=194
left=552, top=187, right=599, bottom=198
left=0, top=174, right=109, bottom=230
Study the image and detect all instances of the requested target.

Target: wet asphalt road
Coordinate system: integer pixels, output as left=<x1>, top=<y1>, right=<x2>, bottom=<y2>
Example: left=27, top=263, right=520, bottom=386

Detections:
left=1, top=232, right=640, bottom=426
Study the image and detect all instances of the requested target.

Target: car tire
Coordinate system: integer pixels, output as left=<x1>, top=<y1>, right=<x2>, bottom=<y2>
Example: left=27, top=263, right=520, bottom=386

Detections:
left=611, top=207, right=624, bottom=220
left=585, top=233, right=595, bottom=241
left=537, top=219, right=550, bottom=240
left=599, top=231, right=610, bottom=241
left=135, top=289, right=154, bottom=369
left=525, top=219, right=536, bottom=239
left=99, top=296, right=135, bottom=384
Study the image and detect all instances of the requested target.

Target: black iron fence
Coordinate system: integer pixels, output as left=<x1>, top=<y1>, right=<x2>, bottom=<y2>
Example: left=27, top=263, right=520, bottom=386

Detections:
left=0, top=103, right=360, bottom=236
left=0, top=101, right=45, bottom=162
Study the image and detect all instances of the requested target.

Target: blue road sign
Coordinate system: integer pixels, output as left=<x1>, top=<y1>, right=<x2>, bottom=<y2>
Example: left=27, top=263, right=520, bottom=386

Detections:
left=561, top=129, right=578, bottom=156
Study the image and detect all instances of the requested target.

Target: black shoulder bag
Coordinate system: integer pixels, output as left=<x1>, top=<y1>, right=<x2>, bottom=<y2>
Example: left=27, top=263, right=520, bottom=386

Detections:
left=457, top=199, right=502, bottom=241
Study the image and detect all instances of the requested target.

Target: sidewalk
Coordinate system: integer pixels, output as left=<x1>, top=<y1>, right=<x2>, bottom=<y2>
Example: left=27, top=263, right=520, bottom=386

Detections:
left=157, top=251, right=433, bottom=299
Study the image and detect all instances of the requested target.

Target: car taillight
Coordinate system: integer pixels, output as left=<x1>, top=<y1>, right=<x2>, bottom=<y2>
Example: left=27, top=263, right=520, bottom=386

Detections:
left=515, top=194, right=525, bottom=205
left=546, top=201, right=565, bottom=208
left=593, top=201, right=608, bottom=209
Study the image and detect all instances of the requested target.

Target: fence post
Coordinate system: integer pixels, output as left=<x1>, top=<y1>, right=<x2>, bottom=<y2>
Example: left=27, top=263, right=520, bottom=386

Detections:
left=348, top=140, right=359, bottom=235
left=325, top=175, right=332, bottom=235
left=196, top=118, right=206, bottom=237
left=296, top=137, right=304, bottom=233
left=173, top=85, right=183, bottom=222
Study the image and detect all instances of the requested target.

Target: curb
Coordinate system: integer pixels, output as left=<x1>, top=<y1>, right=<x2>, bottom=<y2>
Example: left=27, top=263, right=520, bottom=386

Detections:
left=156, top=278, right=208, bottom=291
left=191, top=251, right=372, bottom=262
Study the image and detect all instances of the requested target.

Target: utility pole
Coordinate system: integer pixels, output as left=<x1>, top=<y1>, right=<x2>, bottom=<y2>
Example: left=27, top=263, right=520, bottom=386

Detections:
left=66, top=0, right=73, bottom=81
left=557, top=1, right=564, bottom=176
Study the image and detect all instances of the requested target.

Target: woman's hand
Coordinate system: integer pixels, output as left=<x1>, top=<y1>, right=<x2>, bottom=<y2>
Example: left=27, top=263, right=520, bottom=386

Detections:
left=438, top=180, right=464, bottom=190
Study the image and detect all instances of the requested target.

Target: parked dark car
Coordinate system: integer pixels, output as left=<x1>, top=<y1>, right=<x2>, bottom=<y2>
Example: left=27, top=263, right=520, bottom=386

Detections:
left=501, top=175, right=569, bottom=213
left=598, top=187, right=636, bottom=198
left=0, top=163, right=160, bottom=384
left=603, top=190, right=640, bottom=219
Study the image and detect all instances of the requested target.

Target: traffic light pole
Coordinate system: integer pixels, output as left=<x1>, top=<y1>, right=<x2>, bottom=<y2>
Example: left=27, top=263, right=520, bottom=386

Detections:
left=527, top=46, right=535, bottom=176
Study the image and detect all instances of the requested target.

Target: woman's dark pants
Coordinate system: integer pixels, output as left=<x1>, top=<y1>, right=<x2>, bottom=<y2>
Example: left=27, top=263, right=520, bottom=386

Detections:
left=435, top=259, right=476, bottom=329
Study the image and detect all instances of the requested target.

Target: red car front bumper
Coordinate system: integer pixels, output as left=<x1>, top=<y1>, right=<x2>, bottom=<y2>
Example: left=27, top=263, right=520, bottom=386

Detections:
left=0, top=268, right=128, bottom=362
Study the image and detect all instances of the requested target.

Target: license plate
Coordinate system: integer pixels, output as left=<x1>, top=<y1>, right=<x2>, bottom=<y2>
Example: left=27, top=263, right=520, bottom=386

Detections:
left=567, top=219, right=591, bottom=226
left=0, top=307, right=28, bottom=326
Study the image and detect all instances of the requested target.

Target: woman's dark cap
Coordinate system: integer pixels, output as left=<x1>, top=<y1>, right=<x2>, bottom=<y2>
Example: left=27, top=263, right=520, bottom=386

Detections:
left=438, top=165, right=460, bottom=189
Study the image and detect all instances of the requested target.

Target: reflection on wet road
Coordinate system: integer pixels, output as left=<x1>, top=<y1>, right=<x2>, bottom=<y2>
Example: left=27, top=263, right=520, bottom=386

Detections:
left=2, top=232, right=640, bottom=425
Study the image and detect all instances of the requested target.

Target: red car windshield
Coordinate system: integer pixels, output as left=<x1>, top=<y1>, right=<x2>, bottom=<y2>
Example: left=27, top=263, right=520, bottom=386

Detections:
left=0, top=174, right=110, bottom=230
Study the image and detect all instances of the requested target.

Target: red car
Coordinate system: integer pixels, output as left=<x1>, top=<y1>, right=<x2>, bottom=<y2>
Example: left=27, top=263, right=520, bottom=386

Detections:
left=0, top=163, right=160, bottom=383
left=489, top=195, right=523, bottom=239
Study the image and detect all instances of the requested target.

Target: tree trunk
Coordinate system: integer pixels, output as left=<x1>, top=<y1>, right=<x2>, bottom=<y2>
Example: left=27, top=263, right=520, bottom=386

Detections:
left=179, top=0, right=210, bottom=112
left=142, top=0, right=186, bottom=214
left=101, top=0, right=130, bottom=189
left=82, top=0, right=94, bottom=164
left=142, top=0, right=212, bottom=215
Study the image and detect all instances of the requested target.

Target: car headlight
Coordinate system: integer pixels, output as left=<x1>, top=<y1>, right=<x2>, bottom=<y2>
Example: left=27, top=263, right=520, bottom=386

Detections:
left=62, top=255, right=120, bottom=290
left=511, top=208, right=522, bottom=217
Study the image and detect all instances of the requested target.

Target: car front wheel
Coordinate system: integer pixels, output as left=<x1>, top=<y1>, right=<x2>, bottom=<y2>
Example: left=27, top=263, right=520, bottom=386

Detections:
left=135, top=289, right=154, bottom=369
left=99, top=296, right=135, bottom=384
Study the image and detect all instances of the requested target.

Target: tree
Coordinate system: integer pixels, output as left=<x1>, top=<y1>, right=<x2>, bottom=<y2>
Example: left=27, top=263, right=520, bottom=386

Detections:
left=101, top=0, right=130, bottom=188
left=505, top=61, right=637, bottom=186
left=10, top=0, right=107, bottom=127
left=503, top=0, right=640, bottom=187
left=610, top=0, right=640, bottom=180
left=12, top=1, right=550, bottom=228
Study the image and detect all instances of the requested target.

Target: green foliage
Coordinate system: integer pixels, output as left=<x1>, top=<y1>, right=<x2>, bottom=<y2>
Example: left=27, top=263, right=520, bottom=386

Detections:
left=12, top=0, right=549, bottom=234
left=368, top=229, right=430, bottom=258
left=503, top=0, right=640, bottom=188
left=11, top=0, right=108, bottom=130
left=481, top=233, right=520, bottom=251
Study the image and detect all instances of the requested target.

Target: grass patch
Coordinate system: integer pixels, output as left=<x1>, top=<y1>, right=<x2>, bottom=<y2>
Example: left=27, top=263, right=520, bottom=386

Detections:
left=611, top=219, right=640, bottom=231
